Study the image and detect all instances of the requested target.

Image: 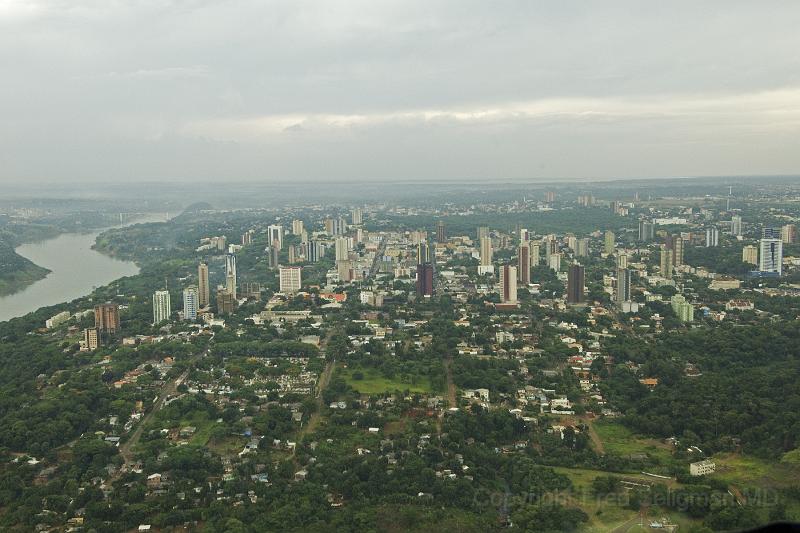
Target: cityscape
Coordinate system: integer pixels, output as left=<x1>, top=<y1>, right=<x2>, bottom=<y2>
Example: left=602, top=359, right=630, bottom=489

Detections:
left=1, top=179, right=800, bottom=531
left=2, top=1, right=800, bottom=532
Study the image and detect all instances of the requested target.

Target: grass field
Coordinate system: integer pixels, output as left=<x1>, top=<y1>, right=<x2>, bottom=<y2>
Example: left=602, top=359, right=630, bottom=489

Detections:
left=712, top=452, right=800, bottom=489
left=593, top=420, right=673, bottom=465
left=339, top=367, right=433, bottom=394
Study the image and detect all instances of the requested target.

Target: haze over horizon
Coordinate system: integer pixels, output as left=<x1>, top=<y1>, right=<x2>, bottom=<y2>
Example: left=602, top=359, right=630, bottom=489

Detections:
left=2, top=1, right=800, bottom=184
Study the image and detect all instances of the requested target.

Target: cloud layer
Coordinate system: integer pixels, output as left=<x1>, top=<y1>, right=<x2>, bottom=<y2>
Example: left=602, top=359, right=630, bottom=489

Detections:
left=1, top=1, right=799, bottom=182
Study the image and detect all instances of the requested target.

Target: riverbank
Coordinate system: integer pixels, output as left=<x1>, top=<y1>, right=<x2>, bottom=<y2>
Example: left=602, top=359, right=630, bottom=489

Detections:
left=0, top=214, right=169, bottom=322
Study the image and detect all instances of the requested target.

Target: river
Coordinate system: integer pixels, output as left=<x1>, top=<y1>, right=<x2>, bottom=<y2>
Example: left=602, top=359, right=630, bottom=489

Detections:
left=0, top=214, right=168, bottom=322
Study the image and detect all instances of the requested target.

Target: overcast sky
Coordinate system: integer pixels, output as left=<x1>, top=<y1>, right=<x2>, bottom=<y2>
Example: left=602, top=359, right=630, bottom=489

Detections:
left=1, top=1, right=799, bottom=184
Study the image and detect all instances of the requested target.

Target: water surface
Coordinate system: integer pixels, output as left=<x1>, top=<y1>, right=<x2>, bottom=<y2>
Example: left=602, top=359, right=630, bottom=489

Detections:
left=0, top=215, right=166, bottom=322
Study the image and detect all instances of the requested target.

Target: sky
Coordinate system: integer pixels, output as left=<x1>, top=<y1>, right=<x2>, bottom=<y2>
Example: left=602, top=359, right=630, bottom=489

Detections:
left=1, top=0, right=799, bottom=184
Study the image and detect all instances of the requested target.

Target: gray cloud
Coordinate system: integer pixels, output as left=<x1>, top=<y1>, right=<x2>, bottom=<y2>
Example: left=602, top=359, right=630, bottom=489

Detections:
left=1, top=0, right=799, bottom=183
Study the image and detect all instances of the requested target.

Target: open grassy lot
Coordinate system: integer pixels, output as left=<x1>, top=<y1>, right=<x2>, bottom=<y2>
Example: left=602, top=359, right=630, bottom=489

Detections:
left=593, top=420, right=673, bottom=464
left=339, top=366, right=433, bottom=394
left=712, top=452, right=800, bottom=490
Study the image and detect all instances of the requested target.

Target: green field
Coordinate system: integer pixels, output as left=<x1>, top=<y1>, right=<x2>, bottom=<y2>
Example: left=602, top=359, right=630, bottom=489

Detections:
left=593, top=420, right=673, bottom=465
left=712, top=452, right=800, bottom=489
left=339, top=367, right=433, bottom=394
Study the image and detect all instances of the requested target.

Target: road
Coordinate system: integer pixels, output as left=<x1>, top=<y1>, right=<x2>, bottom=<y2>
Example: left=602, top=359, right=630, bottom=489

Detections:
left=115, top=365, right=191, bottom=476
left=367, top=237, right=387, bottom=279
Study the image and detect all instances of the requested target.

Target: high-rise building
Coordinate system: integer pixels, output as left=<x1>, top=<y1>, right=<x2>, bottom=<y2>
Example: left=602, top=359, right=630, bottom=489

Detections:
left=351, top=208, right=363, bottom=225
left=305, top=241, right=324, bottom=263
left=548, top=253, right=561, bottom=272
left=781, top=224, right=797, bottom=244
left=288, top=245, right=298, bottom=264
left=660, top=245, right=673, bottom=279
left=567, top=264, right=585, bottom=304
left=763, top=227, right=780, bottom=239
left=759, top=238, right=783, bottom=275
left=416, top=263, right=434, bottom=297
left=519, top=228, right=529, bottom=242
left=616, top=253, right=628, bottom=269
left=529, top=243, right=540, bottom=266
left=479, top=236, right=493, bottom=266
left=517, top=243, right=530, bottom=285
left=241, top=232, right=252, bottom=246
left=436, top=220, right=446, bottom=242
left=575, top=238, right=589, bottom=257
left=335, top=237, right=350, bottom=262
left=604, top=231, right=615, bottom=254
left=337, top=260, right=353, bottom=282
left=705, top=227, right=720, bottom=247
left=545, top=237, right=558, bottom=262
left=267, top=225, right=284, bottom=250
left=498, top=264, right=517, bottom=303
left=183, top=286, right=198, bottom=321
left=616, top=268, right=631, bottom=306
left=94, top=303, right=120, bottom=334
left=267, top=241, right=281, bottom=268
left=731, top=215, right=743, bottom=237
left=152, top=290, right=171, bottom=325
left=670, top=235, right=685, bottom=266
left=638, top=220, right=656, bottom=241
left=671, top=294, right=694, bottom=322
left=545, top=191, right=555, bottom=203
left=292, top=219, right=304, bottom=235
left=477, top=226, right=489, bottom=242
left=198, top=262, right=210, bottom=308
left=325, top=217, right=347, bottom=236
left=742, top=245, right=758, bottom=265
left=216, top=288, right=235, bottom=315
left=416, top=240, right=431, bottom=265
left=279, top=266, right=302, bottom=293
left=225, top=253, right=237, bottom=297
left=83, top=327, right=99, bottom=351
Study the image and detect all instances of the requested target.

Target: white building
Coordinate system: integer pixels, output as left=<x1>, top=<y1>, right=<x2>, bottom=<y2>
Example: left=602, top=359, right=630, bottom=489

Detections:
left=153, top=290, right=171, bottom=325
left=279, top=266, right=302, bottom=293
left=268, top=224, right=284, bottom=249
left=759, top=238, right=783, bottom=275
left=183, top=286, right=198, bottom=321
left=689, top=460, right=716, bottom=476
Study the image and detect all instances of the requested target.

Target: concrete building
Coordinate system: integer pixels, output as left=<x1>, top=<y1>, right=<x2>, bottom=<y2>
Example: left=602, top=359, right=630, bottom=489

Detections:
left=731, top=215, right=742, bottom=236
left=742, top=245, right=758, bottom=265
left=517, top=243, right=530, bottom=285
left=616, top=267, right=631, bottom=306
left=152, top=290, right=171, bottom=325
left=671, top=294, right=694, bottom=322
left=416, top=263, right=434, bottom=297
left=705, top=226, right=719, bottom=247
left=83, top=327, right=99, bottom=351
left=759, top=238, right=783, bottom=275
left=279, top=266, right=302, bottom=293
left=574, top=238, right=589, bottom=257
left=498, top=264, right=517, bottom=304
left=267, top=225, right=284, bottom=250
left=436, top=220, right=446, bottom=242
left=689, top=460, right=716, bottom=476
left=183, top=286, right=198, bottom=321
left=351, top=208, right=363, bottom=225
left=479, top=236, right=493, bottom=267
left=604, top=231, right=615, bottom=254
left=225, top=253, right=237, bottom=297
left=292, top=219, right=304, bottom=235
left=216, top=288, right=235, bottom=315
left=198, top=262, right=210, bottom=308
left=94, top=303, right=120, bottom=334
left=660, top=245, right=673, bottom=279
left=782, top=224, right=797, bottom=244
left=567, top=264, right=585, bottom=304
